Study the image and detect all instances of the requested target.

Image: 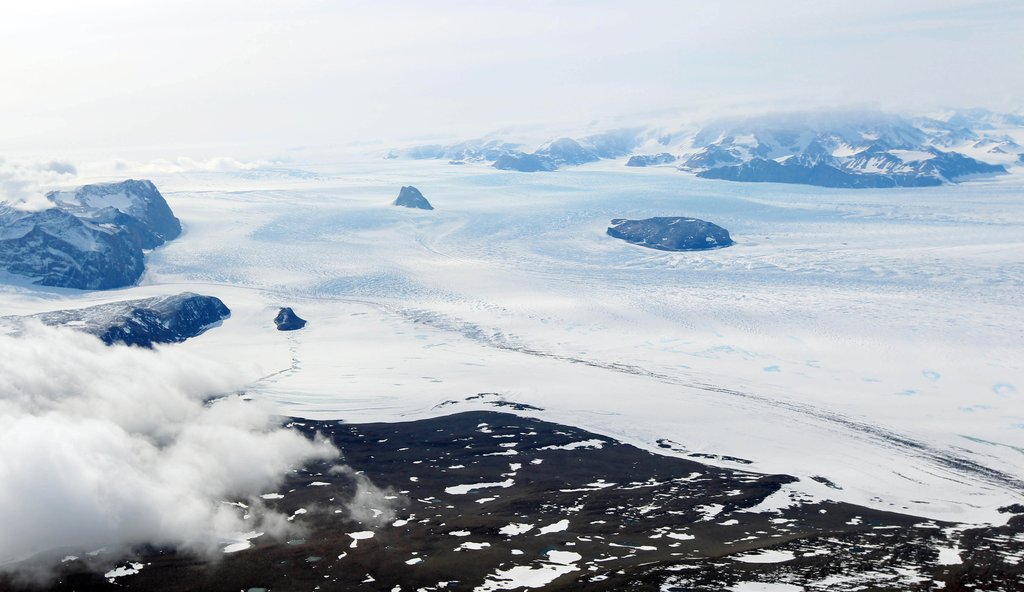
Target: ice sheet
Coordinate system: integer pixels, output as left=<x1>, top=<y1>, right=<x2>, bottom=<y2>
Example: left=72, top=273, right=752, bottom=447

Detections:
left=3, top=159, right=1022, bottom=524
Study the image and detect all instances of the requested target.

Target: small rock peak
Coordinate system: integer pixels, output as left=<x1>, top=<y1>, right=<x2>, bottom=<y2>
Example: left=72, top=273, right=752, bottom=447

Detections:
left=275, top=307, right=307, bottom=331
left=393, top=186, right=434, bottom=210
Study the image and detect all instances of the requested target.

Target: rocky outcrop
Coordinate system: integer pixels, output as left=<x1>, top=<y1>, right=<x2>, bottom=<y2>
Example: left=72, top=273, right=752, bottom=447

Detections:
left=394, top=186, right=434, bottom=210
left=406, top=129, right=646, bottom=172
left=395, top=110, right=1020, bottom=187
left=0, top=206, right=146, bottom=289
left=696, top=159, right=941, bottom=188
left=492, top=153, right=557, bottom=172
left=274, top=307, right=307, bottom=331
left=533, top=138, right=599, bottom=166
left=696, top=149, right=1005, bottom=188
left=607, top=217, right=734, bottom=251
left=0, top=180, right=181, bottom=289
left=33, top=292, right=230, bottom=347
left=47, top=179, right=182, bottom=248
left=626, top=153, right=677, bottom=167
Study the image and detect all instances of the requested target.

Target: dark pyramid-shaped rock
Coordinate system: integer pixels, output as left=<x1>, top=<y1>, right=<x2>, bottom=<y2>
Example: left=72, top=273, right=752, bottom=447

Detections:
left=275, top=307, right=307, bottom=331
left=393, top=186, right=434, bottom=210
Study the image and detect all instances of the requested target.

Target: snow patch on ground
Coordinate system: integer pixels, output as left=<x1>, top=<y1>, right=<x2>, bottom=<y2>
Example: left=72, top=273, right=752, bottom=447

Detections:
left=445, top=479, right=515, bottom=495
left=347, top=531, right=374, bottom=548
left=733, top=549, right=796, bottom=563
left=537, top=519, right=570, bottom=535
left=474, top=549, right=581, bottom=591
left=539, top=439, right=606, bottom=451
left=499, top=523, right=535, bottom=536
left=104, top=563, right=143, bottom=581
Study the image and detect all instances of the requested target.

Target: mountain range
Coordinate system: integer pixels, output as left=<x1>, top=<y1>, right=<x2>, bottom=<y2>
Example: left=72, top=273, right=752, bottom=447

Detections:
left=0, top=180, right=180, bottom=289
left=394, top=109, right=1023, bottom=188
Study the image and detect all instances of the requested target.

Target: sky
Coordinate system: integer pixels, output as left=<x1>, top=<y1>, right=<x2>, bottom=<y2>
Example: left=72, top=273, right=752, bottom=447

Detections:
left=1, top=0, right=1022, bottom=160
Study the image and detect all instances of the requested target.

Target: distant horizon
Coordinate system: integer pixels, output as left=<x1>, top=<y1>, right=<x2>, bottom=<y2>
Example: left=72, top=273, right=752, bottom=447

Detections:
left=4, top=101, right=1023, bottom=164
left=2, top=100, right=1023, bottom=210
left=7, top=101, right=1024, bottom=160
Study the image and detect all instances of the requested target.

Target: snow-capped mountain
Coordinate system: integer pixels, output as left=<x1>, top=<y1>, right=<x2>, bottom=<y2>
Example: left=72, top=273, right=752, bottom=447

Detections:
left=392, top=108, right=1022, bottom=188
left=0, top=180, right=181, bottom=289
left=30, top=292, right=230, bottom=347
left=625, top=153, right=677, bottom=167
left=400, top=129, right=645, bottom=172
left=677, top=110, right=1007, bottom=188
left=47, top=179, right=181, bottom=249
left=392, top=139, right=523, bottom=163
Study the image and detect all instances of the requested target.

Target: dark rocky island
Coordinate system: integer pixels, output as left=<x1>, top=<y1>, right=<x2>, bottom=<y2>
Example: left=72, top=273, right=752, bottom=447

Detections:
left=0, top=180, right=181, bottom=289
left=607, top=217, right=734, bottom=251
left=393, top=186, right=434, bottom=210
left=48, top=179, right=182, bottom=248
left=274, top=307, right=307, bottom=331
left=32, top=292, right=230, bottom=347
left=10, top=408, right=1021, bottom=592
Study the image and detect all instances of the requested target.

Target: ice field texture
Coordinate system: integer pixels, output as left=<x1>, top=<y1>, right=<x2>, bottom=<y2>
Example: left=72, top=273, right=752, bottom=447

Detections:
left=2, top=159, right=1021, bottom=525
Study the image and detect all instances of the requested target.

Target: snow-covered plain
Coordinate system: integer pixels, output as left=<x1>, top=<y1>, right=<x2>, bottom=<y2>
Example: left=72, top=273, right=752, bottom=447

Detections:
left=3, top=158, right=1022, bottom=524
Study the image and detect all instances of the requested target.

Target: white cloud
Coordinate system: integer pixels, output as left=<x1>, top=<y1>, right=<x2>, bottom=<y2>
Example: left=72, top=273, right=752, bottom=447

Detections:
left=111, top=156, right=272, bottom=175
left=0, top=323, right=338, bottom=574
left=0, top=158, right=77, bottom=211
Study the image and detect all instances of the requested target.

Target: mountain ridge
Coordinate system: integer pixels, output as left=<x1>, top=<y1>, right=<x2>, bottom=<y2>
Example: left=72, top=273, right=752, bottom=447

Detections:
left=392, top=108, right=1022, bottom=188
left=0, top=180, right=181, bottom=289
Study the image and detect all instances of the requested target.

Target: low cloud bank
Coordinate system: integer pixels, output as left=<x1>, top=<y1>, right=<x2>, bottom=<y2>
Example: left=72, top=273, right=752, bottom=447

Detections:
left=111, top=156, right=271, bottom=174
left=0, top=158, right=77, bottom=210
left=0, top=323, right=337, bottom=573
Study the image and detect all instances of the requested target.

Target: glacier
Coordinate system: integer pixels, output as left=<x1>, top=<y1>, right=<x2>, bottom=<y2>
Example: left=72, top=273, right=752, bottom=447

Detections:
left=0, top=157, right=1021, bottom=527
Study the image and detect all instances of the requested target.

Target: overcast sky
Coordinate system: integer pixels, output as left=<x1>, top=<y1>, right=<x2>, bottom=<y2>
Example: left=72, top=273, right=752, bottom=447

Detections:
left=1, top=0, right=1022, bottom=160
